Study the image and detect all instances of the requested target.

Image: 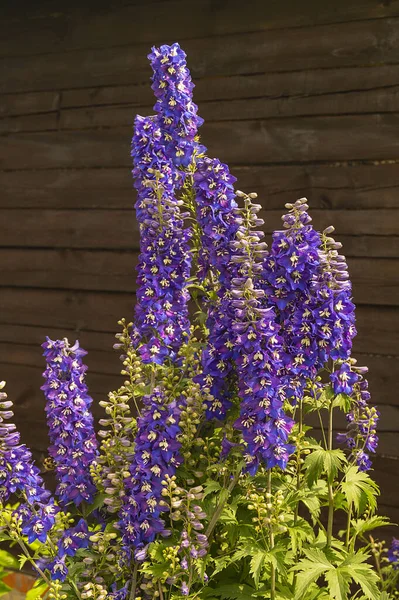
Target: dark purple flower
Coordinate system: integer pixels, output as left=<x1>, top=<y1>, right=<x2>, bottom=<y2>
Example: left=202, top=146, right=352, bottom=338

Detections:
left=42, top=338, right=98, bottom=506
left=330, top=362, right=359, bottom=395
left=48, top=555, right=68, bottom=582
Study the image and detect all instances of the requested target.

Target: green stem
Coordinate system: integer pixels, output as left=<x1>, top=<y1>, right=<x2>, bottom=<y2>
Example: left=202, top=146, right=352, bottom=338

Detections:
left=268, top=471, right=276, bottom=600
left=327, top=401, right=334, bottom=547
left=205, top=469, right=241, bottom=540
left=16, top=539, right=51, bottom=588
left=294, top=399, right=303, bottom=527
left=129, top=562, right=138, bottom=600
left=345, top=503, right=352, bottom=549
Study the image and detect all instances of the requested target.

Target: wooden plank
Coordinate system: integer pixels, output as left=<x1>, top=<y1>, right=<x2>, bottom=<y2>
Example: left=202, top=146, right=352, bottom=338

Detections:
left=0, top=288, right=396, bottom=353
left=1, top=208, right=398, bottom=250
left=0, top=112, right=57, bottom=134
left=59, top=85, right=399, bottom=131
left=0, top=168, right=134, bottom=209
left=4, top=113, right=399, bottom=169
left=0, top=208, right=139, bottom=248
left=1, top=0, right=399, bottom=59
left=3, top=18, right=399, bottom=93
left=0, top=248, right=138, bottom=292
left=60, top=65, right=399, bottom=110
left=0, top=249, right=397, bottom=305
left=0, top=90, right=59, bottom=117
left=1, top=164, right=399, bottom=211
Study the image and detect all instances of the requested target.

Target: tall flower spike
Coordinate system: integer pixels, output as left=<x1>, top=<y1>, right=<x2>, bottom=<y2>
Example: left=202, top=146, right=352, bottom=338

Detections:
left=148, top=42, right=204, bottom=167
left=193, top=157, right=240, bottom=420
left=132, top=115, right=192, bottom=363
left=119, top=388, right=183, bottom=557
left=42, top=338, right=98, bottom=506
left=0, top=381, right=57, bottom=543
left=231, top=192, right=295, bottom=473
left=261, top=198, right=322, bottom=402
left=337, top=365, right=379, bottom=472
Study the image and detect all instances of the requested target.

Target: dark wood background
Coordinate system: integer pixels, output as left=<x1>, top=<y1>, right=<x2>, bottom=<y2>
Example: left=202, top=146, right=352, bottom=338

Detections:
left=0, top=0, right=398, bottom=532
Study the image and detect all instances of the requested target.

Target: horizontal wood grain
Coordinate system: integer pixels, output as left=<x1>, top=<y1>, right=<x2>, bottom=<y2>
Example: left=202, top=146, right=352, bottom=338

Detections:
left=2, top=163, right=399, bottom=211
left=0, top=249, right=397, bottom=305
left=0, top=209, right=398, bottom=252
left=4, top=114, right=399, bottom=170
left=1, top=0, right=399, bottom=59
left=0, top=288, right=397, bottom=354
left=2, top=18, right=399, bottom=94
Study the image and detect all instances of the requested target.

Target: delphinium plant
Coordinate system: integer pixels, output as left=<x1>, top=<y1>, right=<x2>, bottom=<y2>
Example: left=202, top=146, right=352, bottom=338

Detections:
left=0, top=43, right=398, bottom=600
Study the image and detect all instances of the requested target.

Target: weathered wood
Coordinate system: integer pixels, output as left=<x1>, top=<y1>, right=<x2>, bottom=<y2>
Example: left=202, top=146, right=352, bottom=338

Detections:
left=3, top=18, right=399, bottom=93
left=1, top=0, right=399, bottom=59
left=0, top=249, right=397, bottom=305
left=0, top=209, right=398, bottom=252
left=2, top=164, right=399, bottom=212
left=5, top=114, right=399, bottom=170
left=0, top=90, right=59, bottom=117
left=0, top=248, right=138, bottom=292
left=60, top=65, right=399, bottom=111
left=58, top=86, right=399, bottom=132
left=0, top=288, right=397, bottom=354
left=0, top=112, right=57, bottom=134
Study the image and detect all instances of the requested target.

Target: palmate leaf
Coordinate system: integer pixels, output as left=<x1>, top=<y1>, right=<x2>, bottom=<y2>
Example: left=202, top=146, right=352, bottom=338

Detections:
left=341, top=467, right=379, bottom=514
left=25, top=581, right=48, bottom=600
left=250, top=550, right=265, bottom=588
left=304, top=447, right=345, bottom=487
left=212, top=583, right=257, bottom=600
left=340, top=551, right=380, bottom=600
left=292, top=549, right=333, bottom=600
left=351, top=515, right=391, bottom=540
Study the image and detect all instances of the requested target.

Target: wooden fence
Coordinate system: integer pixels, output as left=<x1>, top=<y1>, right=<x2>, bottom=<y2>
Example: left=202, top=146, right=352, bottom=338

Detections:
left=0, top=0, right=398, bottom=533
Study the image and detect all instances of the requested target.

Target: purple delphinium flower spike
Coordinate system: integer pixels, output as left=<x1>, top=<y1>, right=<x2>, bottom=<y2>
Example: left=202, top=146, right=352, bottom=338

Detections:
left=193, top=157, right=240, bottom=419
left=0, top=381, right=57, bottom=543
left=131, top=115, right=192, bottom=362
left=42, top=337, right=98, bottom=506
left=337, top=369, right=379, bottom=471
left=119, top=388, right=183, bottom=557
left=148, top=43, right=204, bottom=167
left=231, top=193, right=295, bottom=473
left=261, top=198, right=322, bottom=402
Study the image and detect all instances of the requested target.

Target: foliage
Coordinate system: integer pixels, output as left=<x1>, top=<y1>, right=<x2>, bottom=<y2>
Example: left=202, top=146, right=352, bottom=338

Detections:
left=0, top=42, right=398, bottom=600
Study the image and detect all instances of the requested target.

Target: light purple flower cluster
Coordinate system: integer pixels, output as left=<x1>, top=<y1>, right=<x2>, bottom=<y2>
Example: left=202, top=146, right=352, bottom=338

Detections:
left=230, top=195, right=295, bottom=473
left=178, top=506, right=208, bottom=595
left=131, top=115, right=192, bottom=363
left=119, top=388, right=183, bottom=556
left=337, top=372, right=379, bottom=471
left=0, top=383, right=57, bottom=543
left=388, top=538, right=399, bottom=569
left=193, top=158, right=240, bottom=419
left=148, top=43, right=204, bottom=167
left=42, top=338, right=98, bottom=506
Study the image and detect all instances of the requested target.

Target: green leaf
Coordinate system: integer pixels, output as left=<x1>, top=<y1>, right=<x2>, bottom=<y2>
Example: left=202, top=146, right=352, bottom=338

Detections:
left=203, top=480, right=222, bottom=498
left=323, top=449, right=345, bottom=484
left=333, top=394, right=352, bottom=413
left=0, top=549, right=19, bottom=569
left=351, top=515, right=390, bottom=540
left=292, top=549, right=334, bottom=600
left=250, top=550, right=265, bottom=588
left=341, top=552, right=380, bottom=600
left=83, top=492, right=107, bottom=517
left=213, top=583, right=257, bottom=600
left=304, top=447, right=325, bottom=487
left=25, top=582, right=48, bottom=600
left=324, top=568, right=350, bottom=600
left=341, top=467, right=379, bottom=514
